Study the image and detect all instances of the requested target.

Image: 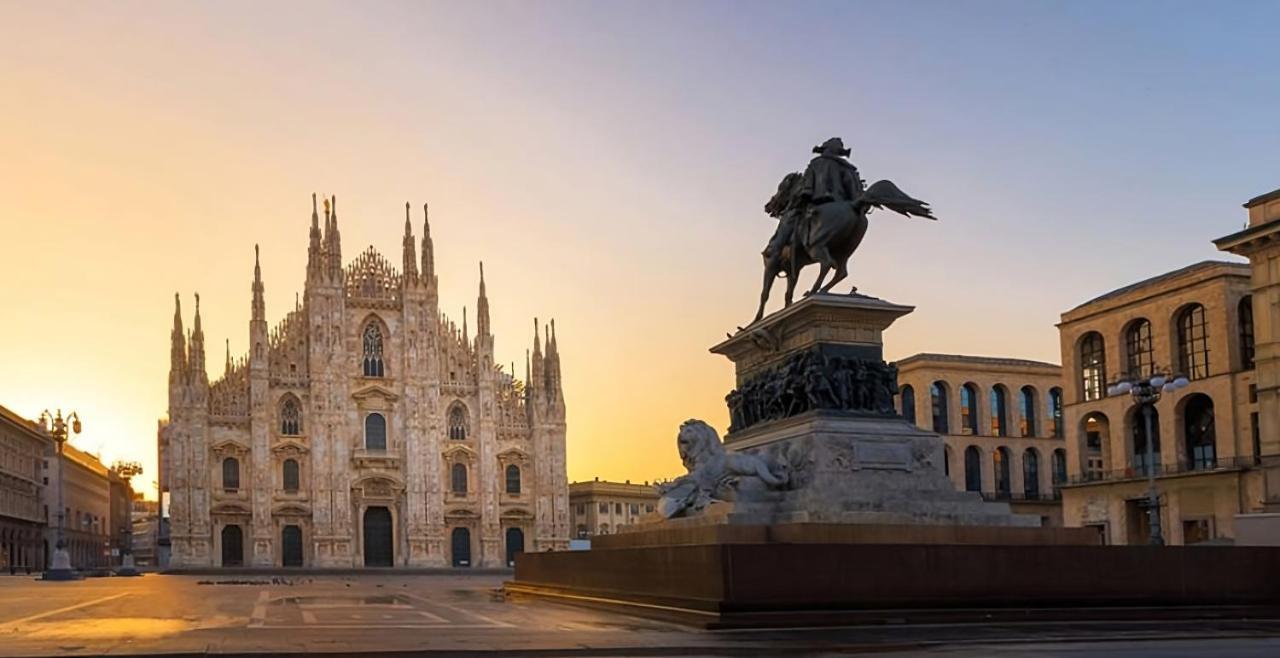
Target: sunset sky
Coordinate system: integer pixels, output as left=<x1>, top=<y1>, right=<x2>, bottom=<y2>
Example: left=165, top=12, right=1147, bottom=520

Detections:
left=3, top=1, right=1279, bottom=498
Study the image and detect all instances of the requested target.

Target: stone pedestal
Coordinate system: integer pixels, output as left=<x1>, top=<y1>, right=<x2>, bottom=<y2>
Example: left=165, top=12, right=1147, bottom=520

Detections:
left=706, top=292, right=1035, bottom=528
left=722, top=413, right=1036, bottom=526
left=41, top=546, right=77, bottom=581
left=116, top=553, right=140, bottom=577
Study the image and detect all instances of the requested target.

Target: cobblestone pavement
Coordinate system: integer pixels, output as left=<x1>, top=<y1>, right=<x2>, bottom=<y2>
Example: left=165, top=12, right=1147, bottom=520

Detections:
left=1, top=573, right=1279, bottom=657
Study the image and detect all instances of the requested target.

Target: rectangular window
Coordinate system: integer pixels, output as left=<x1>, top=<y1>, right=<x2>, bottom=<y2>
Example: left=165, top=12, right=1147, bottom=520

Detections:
left=1252, top=412, right=1261, bottom=465
left=598, top=502, right=608, bottom=514
left=629, top=504, right=639, bottom=515
left=1249, top=384, right=1258, bottom=404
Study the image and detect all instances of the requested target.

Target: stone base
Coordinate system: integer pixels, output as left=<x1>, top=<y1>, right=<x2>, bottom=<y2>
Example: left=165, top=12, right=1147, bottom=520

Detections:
left=41, top=548, right=79, bottom=581
left=115, top=554, right=141, bottom=577
left=598, top=521, right=1098, bottom=550
left=685, top=412, right=1039, bottom=528
left=508, top=542, right=1280, bottom=628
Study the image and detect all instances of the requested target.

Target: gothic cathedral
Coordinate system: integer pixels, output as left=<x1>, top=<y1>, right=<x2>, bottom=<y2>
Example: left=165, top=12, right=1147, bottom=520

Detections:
left=163, top=196, right=569, bottom=568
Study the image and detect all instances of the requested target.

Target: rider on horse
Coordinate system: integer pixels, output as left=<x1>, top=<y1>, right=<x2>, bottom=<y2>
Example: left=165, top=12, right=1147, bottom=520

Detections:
left=764, top=137, right=865, bottom=261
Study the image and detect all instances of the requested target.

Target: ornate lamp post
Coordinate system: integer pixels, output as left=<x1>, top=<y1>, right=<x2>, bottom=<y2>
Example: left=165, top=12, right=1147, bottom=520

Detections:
left=38, top=409, right=81, bottom=581
left=112, top=461, right=143, bottom=576
left=1106, top=372, right=1189, bottom=546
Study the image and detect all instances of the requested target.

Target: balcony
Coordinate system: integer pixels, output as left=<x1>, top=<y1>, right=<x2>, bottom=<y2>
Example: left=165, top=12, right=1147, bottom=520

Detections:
left=1063, top=456, right=1255, bottom=486
left=980, top=491, right=1062, bottom=503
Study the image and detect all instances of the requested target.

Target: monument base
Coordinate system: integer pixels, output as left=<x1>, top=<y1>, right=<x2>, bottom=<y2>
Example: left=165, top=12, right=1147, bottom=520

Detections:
left=508, top=542, right=1280, bottom=628
left=115, top=554, right=141, bottom=577
left=41, top=548, right=78, bottom=581
left=700, top=412, right=1039, bottom=527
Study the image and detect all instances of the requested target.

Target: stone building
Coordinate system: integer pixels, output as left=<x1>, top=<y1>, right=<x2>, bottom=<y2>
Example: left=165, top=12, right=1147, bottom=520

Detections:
left=164, top=196, right=569, bottom=568
left=46, top=442, right=113, bottom=568
left=0, top=404, right=50, bottom=572
left=1057, top=259, right=1261, bottom=545
left=569, top=479, right=658, bottom=538
left=1216, top=187, right=1280, bottom=524
left=896, top=354, right=1067, bottom=526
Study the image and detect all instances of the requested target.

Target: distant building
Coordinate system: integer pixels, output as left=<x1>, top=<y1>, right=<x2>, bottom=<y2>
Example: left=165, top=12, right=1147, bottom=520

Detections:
left=1057, top=259, right=1259, bottom=545
left=130, top=498, right=161, bottom=567
left=0, top=404, right=51, bottom=572
left=896, top=354, right=1066, bottom=526
left=44, top=442, right=113, bottom=569
left=569, top=479, right=659, bottom=538
left=107, top=470, right=135, bottom=567
left=163, top=196, right=568, bottom=568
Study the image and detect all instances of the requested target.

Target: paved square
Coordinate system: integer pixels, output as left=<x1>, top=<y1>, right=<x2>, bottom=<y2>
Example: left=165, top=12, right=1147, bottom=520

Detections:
left=3, top=573, right=1280, bottom=657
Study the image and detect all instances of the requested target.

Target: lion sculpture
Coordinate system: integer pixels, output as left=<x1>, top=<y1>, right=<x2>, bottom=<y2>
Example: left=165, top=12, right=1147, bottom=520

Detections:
left=657, top=419, right=790, bottom=519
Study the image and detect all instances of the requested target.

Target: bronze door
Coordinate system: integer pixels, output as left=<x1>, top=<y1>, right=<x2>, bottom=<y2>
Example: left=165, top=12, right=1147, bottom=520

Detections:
left=363, top=507, right=393, bottom=567
left=281, top=525, right=303, bottom=567
left=451, top=527, right=471, bottom=567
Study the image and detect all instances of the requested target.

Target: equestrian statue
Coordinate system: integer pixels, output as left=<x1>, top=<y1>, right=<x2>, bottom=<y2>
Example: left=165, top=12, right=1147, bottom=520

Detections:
left=752, top=137, right=936, bottom=324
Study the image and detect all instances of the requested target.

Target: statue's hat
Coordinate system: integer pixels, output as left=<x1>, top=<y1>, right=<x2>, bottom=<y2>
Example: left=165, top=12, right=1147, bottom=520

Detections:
left=813, top=137, right=851, bottom=156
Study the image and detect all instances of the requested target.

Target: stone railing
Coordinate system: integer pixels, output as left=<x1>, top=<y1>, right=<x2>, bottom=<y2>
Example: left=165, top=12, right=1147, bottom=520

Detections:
left=1065, top=456, right=1257, bottom=486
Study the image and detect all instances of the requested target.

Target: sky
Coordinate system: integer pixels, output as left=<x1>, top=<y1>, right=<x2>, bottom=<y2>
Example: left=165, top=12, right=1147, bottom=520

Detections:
left=2, top=1, right=1279, bottom=498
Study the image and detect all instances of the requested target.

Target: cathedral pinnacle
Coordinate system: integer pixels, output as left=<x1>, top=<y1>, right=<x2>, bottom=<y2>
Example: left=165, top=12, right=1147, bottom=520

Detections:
left=170, top=292, right=187, bottom=380
left=252, top=244, right=266, bottom=322
left=402, top=201, right=418, bottom=282
left=477, top=262, right=490, bottom=337
left=190, top=292, right=206, bottom=378
left=421, top=202, right=435, bottom=288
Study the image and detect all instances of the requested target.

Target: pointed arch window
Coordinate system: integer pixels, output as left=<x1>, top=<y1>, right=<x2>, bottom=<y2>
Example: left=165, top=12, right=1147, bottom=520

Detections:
left=1177, top=304, right=1209, bottom=380
left=280, top=397, right=302, bottom=436
left=1240, top=296, right=1255, bottom=370
left=1080, top=332, right=1106, bottom=402
left=282, top=458, right=300, bottom=492
left=505, top=464, right=521, bottom=494
left=448, top=403, right=469, bottom=441
left=451, top=462, right=468, bottom=494
left=362, top=322, right=386, bottom=378
left=1125, top=319, right=1154, bottom=379
left=364, top=413, right=387, bottom=451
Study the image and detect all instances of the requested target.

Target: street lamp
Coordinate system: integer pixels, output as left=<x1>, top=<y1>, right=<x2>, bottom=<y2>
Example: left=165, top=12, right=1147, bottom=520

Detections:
left=38, top=409, right=81, bottom=581
left=1106, top=371, right=1189, bottom=546
left=112, top=460, right=143, bottom=576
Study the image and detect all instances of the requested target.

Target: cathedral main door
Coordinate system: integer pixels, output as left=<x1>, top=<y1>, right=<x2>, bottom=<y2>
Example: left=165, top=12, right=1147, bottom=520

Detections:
left=363, top=507, right=393, bottom=567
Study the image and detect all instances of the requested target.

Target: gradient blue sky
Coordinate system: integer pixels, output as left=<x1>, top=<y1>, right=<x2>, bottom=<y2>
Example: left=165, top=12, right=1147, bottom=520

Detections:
left=2, top=1, right=1278, bottom=490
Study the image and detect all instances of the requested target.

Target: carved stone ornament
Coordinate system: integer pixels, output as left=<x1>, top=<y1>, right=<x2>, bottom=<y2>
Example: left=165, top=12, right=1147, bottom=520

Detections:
left=656, top=419, right=790, bottom=519
left=725, top=348, right=899, bottom=433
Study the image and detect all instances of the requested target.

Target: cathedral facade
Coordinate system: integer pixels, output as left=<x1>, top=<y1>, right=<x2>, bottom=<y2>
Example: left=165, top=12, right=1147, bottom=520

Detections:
left=163, top=196, right=569, bottom=568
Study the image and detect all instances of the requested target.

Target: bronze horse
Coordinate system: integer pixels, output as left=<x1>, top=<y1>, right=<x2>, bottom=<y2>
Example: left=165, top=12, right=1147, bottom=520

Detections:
left=752, top=173, right=935, bottom=324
